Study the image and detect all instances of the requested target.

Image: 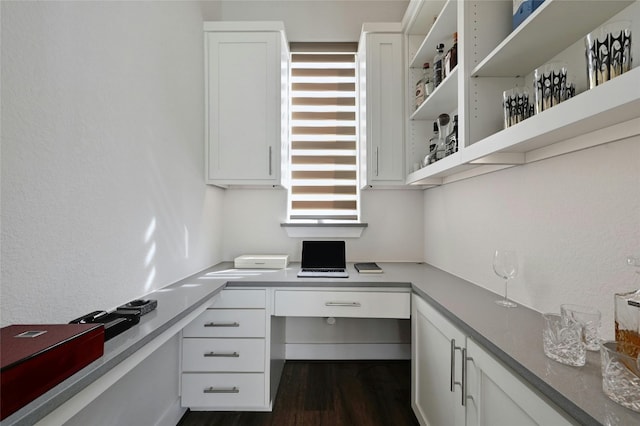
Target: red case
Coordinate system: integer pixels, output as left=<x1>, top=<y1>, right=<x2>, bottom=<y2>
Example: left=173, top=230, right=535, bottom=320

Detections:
left=0, top=324, right=105, bottom=420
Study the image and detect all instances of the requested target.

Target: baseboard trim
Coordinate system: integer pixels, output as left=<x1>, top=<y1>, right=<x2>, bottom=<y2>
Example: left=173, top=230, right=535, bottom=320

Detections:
left=285, top=343, right=410, bottom=360
left=156, top=397, right=186, bottom=426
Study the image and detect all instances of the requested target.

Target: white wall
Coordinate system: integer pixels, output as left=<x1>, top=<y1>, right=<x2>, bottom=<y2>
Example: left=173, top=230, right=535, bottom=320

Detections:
left=423, top=136, right=640, bottom=340
left=221, top=189, right=424, bottom=261
left=0, top=1, right=224, bottom=327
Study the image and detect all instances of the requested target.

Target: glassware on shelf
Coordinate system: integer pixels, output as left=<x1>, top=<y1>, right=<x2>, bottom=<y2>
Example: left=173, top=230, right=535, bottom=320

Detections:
left=503, top=87, right=532, bottom=128
left=433, top=43, right=445, bottom=89
left=534, top=62, right=571, bottom=114
left=445, top=115, right=458, bottom=157
left=586, top=21, right=632, bottom=89
left=492, top=249, right=518, bottom=308
left=435, top=113, right=450, bottom=161
left=423, top=122, right=439, bottom=167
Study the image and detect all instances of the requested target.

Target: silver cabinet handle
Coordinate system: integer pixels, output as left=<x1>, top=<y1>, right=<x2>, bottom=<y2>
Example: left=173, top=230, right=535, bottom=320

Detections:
left=204, top=322, right=240, bottom=327
left=204, top=351, right=239, bottom=358
left=325, top=302, right=361, bottom=307
left=451, top=339, right=463, bottom=394
left=450, top=339, right=456, bottom=392
left=463, top=349, right=473, bottom=407
left=375, top=147, right=379, bottom=176
left=269, top=146, right=273, bottom=176
left=204, top=386, right=239, bottom=394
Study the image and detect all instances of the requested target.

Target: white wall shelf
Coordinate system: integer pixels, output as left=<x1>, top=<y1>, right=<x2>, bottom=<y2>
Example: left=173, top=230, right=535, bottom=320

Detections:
left=409, top=0, right=457, bottom=69
left=410, top=67, right=458, bottom=121
left=404, top=0, right=640, bottom=188
left=471, top=0, right=635, bottom=77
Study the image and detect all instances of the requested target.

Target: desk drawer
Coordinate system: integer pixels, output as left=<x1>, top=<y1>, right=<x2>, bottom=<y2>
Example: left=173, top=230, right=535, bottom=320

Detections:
left=210, top=289, right=266, bottom=309
left=274, top=290, right=410, bottom=318
left=181, top=373, right=265, bottom=408
left=183, top=309, right=265, bottom=338
left=182, top=339, right=264, bottom=372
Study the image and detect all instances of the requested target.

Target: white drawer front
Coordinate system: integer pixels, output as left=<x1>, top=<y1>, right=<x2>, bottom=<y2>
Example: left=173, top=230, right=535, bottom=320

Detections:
left=182, top=373, right=265, bottom=409
left=182, top=338, right=265, bottom=372
left=210, top=289, right=266, bottom=309
left=183, top=309, right=266, bottom=338
left=274, top=290, right=410, bottom=318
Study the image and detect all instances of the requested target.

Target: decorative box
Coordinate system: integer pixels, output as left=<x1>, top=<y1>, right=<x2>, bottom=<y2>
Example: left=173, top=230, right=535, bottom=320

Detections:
left=513, top=0, right=545, bottom=30
left=0, top=324, right=104, bottom=420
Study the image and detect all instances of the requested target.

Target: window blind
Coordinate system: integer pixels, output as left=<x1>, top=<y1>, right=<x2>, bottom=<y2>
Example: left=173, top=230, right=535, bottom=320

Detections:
left=288, top=43, right=360, bottom=222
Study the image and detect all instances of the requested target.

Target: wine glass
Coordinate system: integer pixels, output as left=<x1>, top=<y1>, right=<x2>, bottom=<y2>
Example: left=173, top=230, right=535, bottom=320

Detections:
left=493, top=249, right=518, bottom=307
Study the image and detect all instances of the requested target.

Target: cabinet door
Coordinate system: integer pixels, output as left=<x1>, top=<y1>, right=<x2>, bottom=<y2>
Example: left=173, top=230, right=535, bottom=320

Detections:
left=205, top=31, right=280, bottom=185
left=465, top=339, right=575, bottom=426
left=362, top=33, right=405, bottom=187
left=412, top=294, right=466, bottom=426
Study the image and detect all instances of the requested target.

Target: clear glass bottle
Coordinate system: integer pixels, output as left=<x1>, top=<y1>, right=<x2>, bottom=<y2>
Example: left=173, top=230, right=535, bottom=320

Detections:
left=433, top=43, right=445, bottom=88
left=424, top=122, right=439, bottom=165
left=423, top=63, right=433, bottom=96
left=435, top=114, right=450, bottom=161
left=445, top=115, right=458, bottom=157
left=615, top=256, right=640, bottom=357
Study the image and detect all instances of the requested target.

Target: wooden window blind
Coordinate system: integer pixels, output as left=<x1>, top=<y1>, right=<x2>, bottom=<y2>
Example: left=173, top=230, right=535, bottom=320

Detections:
left=288, top=43, right=360, bottom=222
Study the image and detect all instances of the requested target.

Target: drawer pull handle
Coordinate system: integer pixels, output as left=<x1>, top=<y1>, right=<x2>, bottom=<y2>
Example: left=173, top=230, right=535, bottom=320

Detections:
left=204, top=322, right=240, bottom=327
left=204, top=351, right=240, bottom=358
left=204, top=386, right=239, bottom=394
left=325, top=302, right=361, bottom=307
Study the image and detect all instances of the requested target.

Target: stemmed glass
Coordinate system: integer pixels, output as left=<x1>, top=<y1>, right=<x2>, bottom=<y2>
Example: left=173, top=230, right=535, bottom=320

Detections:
left=493, top=249, right=518, bottom=308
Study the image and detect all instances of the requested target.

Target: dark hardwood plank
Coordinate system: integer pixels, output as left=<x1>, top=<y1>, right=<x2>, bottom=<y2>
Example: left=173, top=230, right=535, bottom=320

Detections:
left=177, top=361, right=418, bottom=426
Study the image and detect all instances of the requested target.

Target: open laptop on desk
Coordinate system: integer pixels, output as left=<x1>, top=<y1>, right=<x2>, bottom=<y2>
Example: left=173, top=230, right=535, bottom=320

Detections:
left=297, top=240, right=349, bottom=278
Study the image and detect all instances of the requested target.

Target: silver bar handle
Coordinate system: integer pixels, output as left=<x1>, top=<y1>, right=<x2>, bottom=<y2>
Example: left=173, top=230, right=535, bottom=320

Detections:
left=463, top=349, right=473, bottom=407
left=325, top=302, right=361, bottom=307
left=450, top=339, right=456, bottom=392
left=268, top=146, right=273, bottom=176
left=204, top=386, right=239, bottom=394
left=204, top=351, right=240, bottom=358
left=375, top=147, right=379, bottom=176
left=204, top=322, right=240, bottom=328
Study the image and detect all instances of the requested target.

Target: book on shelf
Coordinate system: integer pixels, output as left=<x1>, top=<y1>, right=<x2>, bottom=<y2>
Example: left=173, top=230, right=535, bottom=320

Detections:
left=354, top=262, right=383, bottom=274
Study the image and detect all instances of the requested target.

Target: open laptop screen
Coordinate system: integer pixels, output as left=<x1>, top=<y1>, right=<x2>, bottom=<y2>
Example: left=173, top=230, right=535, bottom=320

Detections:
left=301, top=241, right=346, bottom=269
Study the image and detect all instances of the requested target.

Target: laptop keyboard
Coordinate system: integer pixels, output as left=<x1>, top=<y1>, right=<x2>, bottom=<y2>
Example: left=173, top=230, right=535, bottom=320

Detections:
left=302, top=268, right=344, bottom=273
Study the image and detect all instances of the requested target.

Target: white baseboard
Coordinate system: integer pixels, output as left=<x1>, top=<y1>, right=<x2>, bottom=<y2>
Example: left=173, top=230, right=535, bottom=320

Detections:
left=155, top=397, right=186, bottom=426
left=285, top=343, right=410, bottom=360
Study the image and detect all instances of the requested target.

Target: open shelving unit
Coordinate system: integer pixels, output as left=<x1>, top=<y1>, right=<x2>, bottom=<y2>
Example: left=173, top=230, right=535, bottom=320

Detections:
left=403, top=0, right=640, bottom=187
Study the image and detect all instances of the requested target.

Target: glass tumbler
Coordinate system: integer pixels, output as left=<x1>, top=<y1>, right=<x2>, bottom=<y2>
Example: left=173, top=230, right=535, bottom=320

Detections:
left=534, top=62, right=567, bottom=114
left=600, top=341, right=640, bottom=413
left=542, top=313, right=586, bottom=367
left=560, top=304, right=601, bottom=351
left=586, top=21, right=632, bottom=89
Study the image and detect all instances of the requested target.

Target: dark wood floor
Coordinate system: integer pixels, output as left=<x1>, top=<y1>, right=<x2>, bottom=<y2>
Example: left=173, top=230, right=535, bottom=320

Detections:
left=177, top=360, right=419, bottom=426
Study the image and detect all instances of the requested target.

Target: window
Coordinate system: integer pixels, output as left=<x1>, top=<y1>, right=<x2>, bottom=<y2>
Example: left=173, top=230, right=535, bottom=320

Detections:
left=287, top=43, right=360, bottom=223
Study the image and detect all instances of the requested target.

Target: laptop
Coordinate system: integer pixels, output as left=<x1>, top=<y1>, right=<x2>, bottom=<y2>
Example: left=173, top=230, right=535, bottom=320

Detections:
left=297, top=240, right=349, bottom=278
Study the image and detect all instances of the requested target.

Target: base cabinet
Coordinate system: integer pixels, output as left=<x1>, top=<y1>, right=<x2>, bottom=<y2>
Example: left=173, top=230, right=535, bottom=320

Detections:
left=412, top=294, right=466, bottom=426
left=465, top=339, right=574, bottom=426
left=412, top=293, right=575, bottom=426
left=181, top=289, right=280, bottom=411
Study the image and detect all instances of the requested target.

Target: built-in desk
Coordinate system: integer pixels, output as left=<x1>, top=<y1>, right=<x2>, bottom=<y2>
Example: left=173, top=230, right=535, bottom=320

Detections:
left=4, top=262, right=639, bottom=426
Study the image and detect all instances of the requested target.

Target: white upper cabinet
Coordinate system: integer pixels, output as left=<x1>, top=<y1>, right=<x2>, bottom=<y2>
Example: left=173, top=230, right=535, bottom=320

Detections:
left=358, top=24, right=405, bottom=188
left=204, top=22, right=289, bottom=187
left=403, top=0, right=640, bottom=187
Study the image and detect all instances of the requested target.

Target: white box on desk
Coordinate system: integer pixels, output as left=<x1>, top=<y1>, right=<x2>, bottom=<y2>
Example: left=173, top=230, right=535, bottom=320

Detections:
left=234, top=254, right=289, bottom=269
